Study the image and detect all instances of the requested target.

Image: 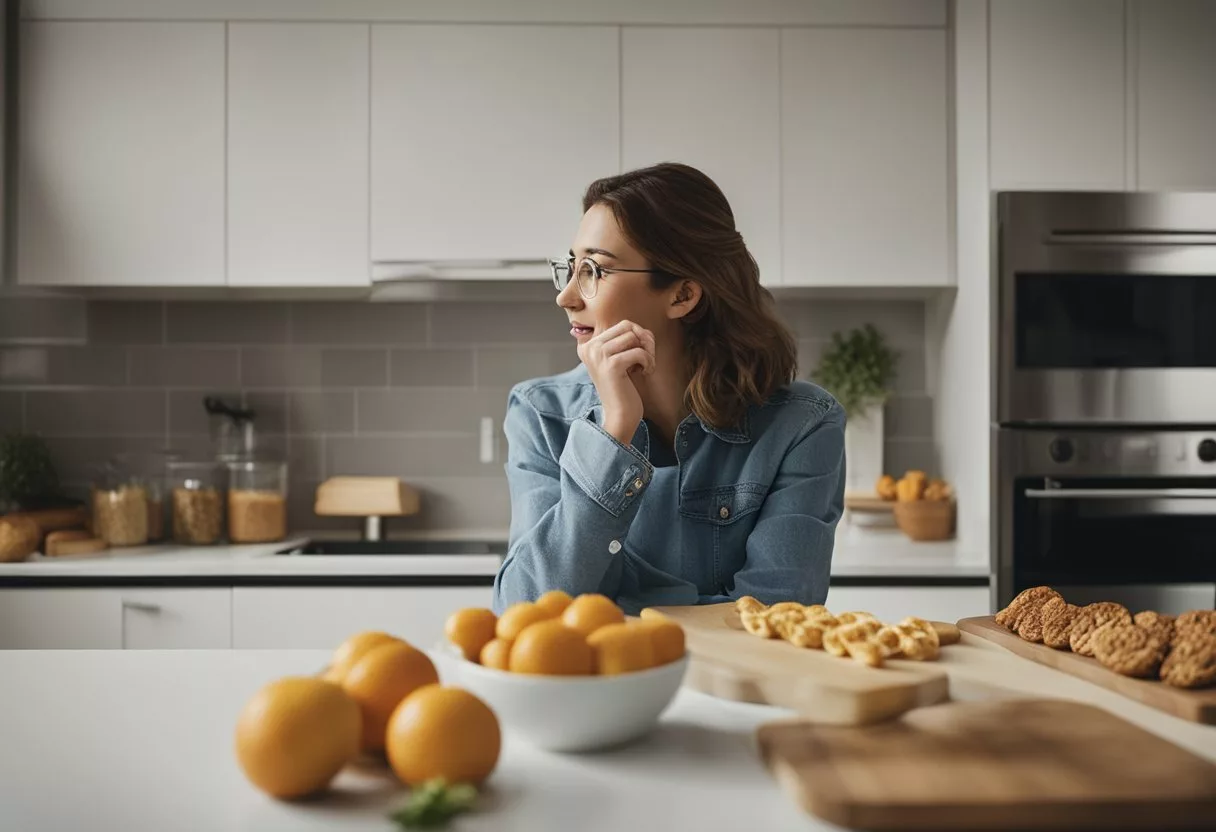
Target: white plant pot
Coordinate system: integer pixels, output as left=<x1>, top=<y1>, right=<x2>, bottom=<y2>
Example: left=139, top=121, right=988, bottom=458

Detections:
left=844, top=402, right=884, bottom=495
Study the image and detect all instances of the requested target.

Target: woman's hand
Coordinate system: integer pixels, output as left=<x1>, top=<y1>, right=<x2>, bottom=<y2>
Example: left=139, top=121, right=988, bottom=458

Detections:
left=577, top=320, right=656, bottom=445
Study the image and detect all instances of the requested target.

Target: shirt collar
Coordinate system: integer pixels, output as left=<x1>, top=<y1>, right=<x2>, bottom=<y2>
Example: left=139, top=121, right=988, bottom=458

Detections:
left=686, top=411, right=751, bottom=444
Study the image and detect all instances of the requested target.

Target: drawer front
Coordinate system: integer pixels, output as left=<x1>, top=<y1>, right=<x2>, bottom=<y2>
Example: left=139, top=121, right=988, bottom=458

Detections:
left=118, top=589, right=232, bottom=649
left=232, top=587, right=495, bottom=649
left=825, top=586, right=992, bottom=624
left=0, top=589, right=122, bottom=649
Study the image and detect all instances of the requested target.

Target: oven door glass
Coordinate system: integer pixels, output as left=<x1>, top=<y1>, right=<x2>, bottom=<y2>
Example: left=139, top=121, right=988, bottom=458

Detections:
left=1016, top=273, right=1216, bottom=369
left=1013, top=476, right=1216, bottom=587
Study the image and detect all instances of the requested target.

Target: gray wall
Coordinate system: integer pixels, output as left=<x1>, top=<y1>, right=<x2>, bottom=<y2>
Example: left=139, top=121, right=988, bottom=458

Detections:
left=0, top=293, right=934, bottom=533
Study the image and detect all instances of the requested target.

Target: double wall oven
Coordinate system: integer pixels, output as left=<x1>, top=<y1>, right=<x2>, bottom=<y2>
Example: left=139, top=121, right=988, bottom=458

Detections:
left=994, top=192, right=1216, bottom=614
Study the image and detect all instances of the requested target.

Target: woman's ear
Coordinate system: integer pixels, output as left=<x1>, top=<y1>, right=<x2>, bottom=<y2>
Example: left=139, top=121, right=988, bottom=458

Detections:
left=667, top=280, right=703, bottom=321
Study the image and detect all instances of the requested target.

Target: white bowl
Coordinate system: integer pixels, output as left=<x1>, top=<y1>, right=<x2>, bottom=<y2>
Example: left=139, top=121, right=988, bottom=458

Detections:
left=429, top=646, right=689, bottom=752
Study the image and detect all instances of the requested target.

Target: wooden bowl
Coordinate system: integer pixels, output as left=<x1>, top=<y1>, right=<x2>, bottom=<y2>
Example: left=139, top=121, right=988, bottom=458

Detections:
left=893, top=499, right=956, bottom=541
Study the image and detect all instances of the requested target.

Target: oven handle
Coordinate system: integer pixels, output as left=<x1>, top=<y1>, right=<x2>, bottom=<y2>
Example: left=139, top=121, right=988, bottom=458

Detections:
left=1024, top=487, right=1216, bottom=500
left=1045, top=232, right=1216, bottom=247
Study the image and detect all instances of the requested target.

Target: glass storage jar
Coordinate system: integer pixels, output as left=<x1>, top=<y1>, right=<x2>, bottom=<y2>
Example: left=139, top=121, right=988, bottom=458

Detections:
left=226, top=460, right=288, bottom=544
left=112, top=450, right=179, bottom=543
left=91, top=466, right=149, bottom=547
left=168, top=461, right=225, bottom=546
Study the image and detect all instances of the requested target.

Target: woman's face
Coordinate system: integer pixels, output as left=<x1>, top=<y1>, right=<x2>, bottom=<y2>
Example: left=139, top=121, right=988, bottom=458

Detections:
left=556, top=203, right=679, bottom=344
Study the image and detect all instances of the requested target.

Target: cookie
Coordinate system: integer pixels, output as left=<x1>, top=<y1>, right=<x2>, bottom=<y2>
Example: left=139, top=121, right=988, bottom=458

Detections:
left=1014, top=588, right=1064, bottom=643
left=1091, top=624, right=1168, bottom=678
left=1069, top=602, right=1133, bottom=657
left=1174, top=609, right=1216, bottom=642
left=995, top=586, right=1059, bottom=631
left=1159, top=634, right=1216, bottom=689
left=1132, top=610, right=1175, bottom=644
left=1041, top=597, right=1082, bottom=650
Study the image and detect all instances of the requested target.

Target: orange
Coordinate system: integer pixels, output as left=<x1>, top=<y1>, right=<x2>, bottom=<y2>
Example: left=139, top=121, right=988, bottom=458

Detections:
left=508, top=620, right=594, bottom=675
left=587, top=622, right=656, bottom=675
left=480, top=638, right=512, bottom=671
left=386, top=686, right=500, bottom=786
left=342, top=641, right=439, bottom=751
left=234, top=677, right=361, bottom=800
left=561, top=593, right=625, bottom=637
left=327, top=631, right=403, bottom=684
left=495, top=602, right=550, bottom=641
left=629, top=618, right=686, bottom=666
left=444, top=608, right=498, bottom=662
left=534, top=589, right=574, bottom=618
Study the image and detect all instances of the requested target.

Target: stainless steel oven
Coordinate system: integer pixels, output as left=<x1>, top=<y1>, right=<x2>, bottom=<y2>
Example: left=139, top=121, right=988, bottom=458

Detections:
left=993, top=193, right=1216, bottom=612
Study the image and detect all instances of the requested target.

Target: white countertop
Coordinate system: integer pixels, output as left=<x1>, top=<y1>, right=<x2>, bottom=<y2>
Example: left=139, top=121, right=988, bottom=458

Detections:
left=0, top=525, right=988, bottom=581
left=2, top=640, right=1213, bottom=831
left=0, top=540, right=502, bottom=579
left=0, top=649, right=819, bottom=832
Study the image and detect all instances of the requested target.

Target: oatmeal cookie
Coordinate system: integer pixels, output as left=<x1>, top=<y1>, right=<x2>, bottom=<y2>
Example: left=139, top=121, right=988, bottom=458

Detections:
left=1091, top=624, right=1168, bottom=678
left=1014, top=588, right=1064, bottom=643
left=1041, top=597, right=1082, bottom=650
left=995, top=585, right=1059, bottom=631
left=1174, top=610, right=1216, bottom=642
left=1132, top=610, right=1175, bottom=644
left=1069, top=602, right=1133, bottom=657
left=1159, top=634, right=1216, bottom=689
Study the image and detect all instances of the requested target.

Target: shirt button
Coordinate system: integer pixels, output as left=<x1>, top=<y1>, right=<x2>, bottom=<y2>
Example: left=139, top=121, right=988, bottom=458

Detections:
left=633, top=477, right=644, bottom=489
left=608, top=539, right=622, bottom=554
left=719, top=506, right=730, bottom=519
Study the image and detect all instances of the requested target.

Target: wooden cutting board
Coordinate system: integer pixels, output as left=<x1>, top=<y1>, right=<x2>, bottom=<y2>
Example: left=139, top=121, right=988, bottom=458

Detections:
left=647, top=603, right=949, bottom=725
left=959, top=616, right=1216, bottom=725
left=757, top=698, right=1216, bottom=831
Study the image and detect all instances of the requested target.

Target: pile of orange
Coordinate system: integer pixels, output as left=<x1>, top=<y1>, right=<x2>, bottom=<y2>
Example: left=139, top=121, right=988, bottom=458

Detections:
left=445, top=591, right=686, bottom=677
left=234, top=630, right=500, bottom=801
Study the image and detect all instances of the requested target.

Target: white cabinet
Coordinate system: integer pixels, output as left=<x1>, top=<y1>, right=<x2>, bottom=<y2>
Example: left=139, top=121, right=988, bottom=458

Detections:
left=227, top=23, right=370, bottom=287
left=17, top=22, right=225, bottom=286
left=780, top=29, right=948, bottom=287
left=370, top=24, right=619, bottom=263
left=989, top=0, right=1126, bottom=190
left=622, top=28, right=781, bottom=286
left=1135, top=0, right=1216, bottom=190
left=824, top=586, right=991, bottom=624
left=0, top=589, right=231, bottom=649
left=231, top=586, right=495, bottom=649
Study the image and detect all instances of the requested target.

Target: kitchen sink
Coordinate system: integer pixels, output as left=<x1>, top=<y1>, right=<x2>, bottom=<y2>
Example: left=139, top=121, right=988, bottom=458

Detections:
left=278, top=540, right=507, bottom=557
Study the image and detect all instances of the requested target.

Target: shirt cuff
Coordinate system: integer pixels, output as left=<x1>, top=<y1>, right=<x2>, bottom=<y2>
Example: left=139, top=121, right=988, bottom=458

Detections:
left=560, top=417, right=656, bottom=517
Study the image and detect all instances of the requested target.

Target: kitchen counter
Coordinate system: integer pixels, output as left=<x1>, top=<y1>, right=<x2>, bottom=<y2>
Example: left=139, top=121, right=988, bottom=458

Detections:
left=0, top=526, right=989, bottom=587
left=0, top=539, right=502, bottom=586
left=1, top=639, right=1213, bottom=831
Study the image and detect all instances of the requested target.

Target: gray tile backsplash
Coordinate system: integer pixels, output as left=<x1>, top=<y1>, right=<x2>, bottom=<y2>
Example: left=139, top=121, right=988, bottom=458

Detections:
left=0, top=293, right=936, bottom=531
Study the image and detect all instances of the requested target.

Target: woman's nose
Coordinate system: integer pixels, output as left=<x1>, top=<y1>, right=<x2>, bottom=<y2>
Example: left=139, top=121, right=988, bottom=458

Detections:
left=555, top=280, right=582, bottom=310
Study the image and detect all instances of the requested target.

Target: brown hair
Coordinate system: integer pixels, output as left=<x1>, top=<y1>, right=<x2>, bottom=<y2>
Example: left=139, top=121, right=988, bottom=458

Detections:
left=582, top=162, right=798, bottom=429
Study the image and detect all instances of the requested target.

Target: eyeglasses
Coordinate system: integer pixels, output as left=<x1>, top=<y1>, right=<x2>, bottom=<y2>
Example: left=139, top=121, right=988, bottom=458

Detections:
left=549, top=255, right=666, bottom=299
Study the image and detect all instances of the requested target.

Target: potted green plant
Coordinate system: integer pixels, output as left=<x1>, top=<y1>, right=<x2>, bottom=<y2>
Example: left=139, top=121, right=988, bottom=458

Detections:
left=0, top=432, right=61, bottom=513
left=810, top=324, right=899, bottom=494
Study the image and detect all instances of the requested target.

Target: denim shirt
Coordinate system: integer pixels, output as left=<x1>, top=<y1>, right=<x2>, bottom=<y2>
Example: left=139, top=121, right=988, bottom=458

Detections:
left=492, top=364, right=847, bottom=615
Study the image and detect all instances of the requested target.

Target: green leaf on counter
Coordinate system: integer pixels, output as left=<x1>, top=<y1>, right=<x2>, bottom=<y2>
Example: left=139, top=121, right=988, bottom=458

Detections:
left=389, top=779, right=478, bottom=829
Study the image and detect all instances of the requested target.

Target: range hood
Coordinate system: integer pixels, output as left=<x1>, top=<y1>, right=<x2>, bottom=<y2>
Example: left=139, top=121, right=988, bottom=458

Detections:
left=371, top=260, right=551, bottom=282
left=369, top=260, right=555, bottom=302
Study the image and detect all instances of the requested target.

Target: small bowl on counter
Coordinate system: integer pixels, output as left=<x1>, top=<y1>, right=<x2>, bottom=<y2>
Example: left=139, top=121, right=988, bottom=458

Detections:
left=428, top=644, right=689, bottom=752
left=893, top=498, right=957, bottom=541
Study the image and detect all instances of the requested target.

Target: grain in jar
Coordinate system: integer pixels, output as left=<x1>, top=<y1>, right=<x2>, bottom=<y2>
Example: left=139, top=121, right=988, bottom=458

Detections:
left=227, top=460, right=288, bottom=543
left=92, top=483, right=149, bottom=547
left=168, top=461, right=224, bottom=545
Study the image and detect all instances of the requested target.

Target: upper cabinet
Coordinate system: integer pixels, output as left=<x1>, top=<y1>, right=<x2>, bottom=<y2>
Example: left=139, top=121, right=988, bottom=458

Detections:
left=989, top=0, right=1126, bottom=190
left=1135, top=0, right=1216, bottom=191
left=18, top=22, right=225, bottom=286
left=370, top=25, right=619, bottom=264
left=227, top=24, right=370, bottom=287
left=621, top=28, right=781, bottom=286
left=781, top=29, right=949, bottom=287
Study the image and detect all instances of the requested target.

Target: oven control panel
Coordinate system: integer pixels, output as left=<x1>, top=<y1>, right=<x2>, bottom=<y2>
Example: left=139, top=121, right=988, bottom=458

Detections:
left=999, top=429, right=1216, bottom=477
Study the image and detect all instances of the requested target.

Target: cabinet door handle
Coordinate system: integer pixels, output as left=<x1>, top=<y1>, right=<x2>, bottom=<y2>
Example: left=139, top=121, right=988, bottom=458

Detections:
left=121, top=600, right=162, bottom=614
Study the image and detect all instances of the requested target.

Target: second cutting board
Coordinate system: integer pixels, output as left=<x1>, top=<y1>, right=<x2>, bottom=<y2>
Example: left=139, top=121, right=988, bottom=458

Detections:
left=647, top=603, right=948, bottom=725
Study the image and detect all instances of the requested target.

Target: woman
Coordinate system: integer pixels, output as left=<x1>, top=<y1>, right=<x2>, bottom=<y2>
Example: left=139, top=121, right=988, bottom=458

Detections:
left=493, top=163, right=846, bottom=614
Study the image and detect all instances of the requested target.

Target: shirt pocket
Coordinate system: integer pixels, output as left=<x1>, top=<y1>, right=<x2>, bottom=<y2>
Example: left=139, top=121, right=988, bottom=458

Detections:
left=679, top=482, right=768, bottom=590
